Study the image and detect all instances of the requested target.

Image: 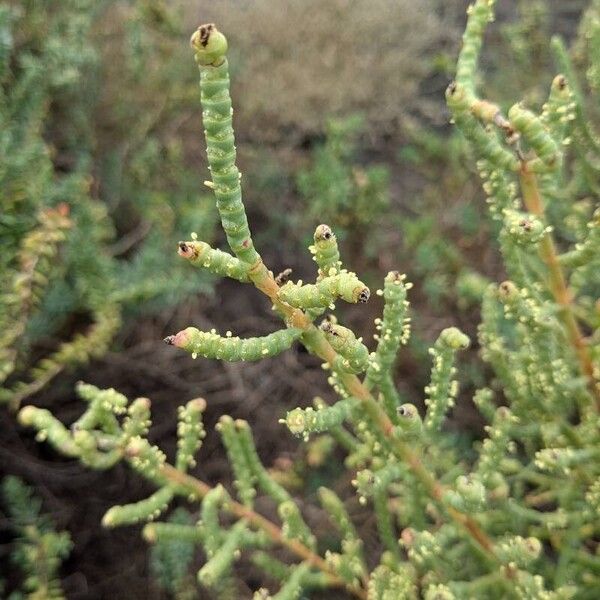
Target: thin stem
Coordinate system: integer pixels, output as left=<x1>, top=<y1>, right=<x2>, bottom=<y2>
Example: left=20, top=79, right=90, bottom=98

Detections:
left=160, top=464, right=366, bottom=599
left=519, top=164, right=600, bottom=410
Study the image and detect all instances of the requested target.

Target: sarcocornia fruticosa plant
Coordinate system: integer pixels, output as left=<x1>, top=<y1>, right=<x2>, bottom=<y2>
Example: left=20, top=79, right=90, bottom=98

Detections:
left=17, top=2, right=600, bottom=598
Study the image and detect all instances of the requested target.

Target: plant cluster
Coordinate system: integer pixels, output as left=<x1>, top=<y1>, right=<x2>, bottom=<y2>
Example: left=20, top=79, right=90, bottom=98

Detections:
left=1, top=476, right=72, bottom=600
left=0, top=1, right=217, bottom=409
left=12, top=2, right=600, bottom=599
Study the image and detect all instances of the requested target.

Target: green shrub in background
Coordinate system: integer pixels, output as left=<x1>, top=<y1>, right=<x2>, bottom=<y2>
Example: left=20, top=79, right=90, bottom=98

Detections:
left=0, top=1, right=216, bottom=408
left=1, top=476, right=72, bottom=600
left=12, top=2, right=600, bottom=600
left=197, top=0, right=454, bottom=143
left=297, top=115, right=390, bottom=262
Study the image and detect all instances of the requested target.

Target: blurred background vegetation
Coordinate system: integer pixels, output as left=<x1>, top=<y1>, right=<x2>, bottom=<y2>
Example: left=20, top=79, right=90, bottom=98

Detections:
left=0, top=0, right=594, bottom=597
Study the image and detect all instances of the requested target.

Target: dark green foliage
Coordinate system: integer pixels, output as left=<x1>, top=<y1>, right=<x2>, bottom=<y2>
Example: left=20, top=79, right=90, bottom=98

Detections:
left=1, top=476, right=72, bottom=600
left=149, top=508, right=198, bottom=600
left=297, top=115, right=390, bottom=246
left=0, top=1, right=217, bottom=406
left=6, top=2, right=600, bottom=599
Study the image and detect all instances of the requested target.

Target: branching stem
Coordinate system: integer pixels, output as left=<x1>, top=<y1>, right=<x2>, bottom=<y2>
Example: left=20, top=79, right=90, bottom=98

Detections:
left=160, top=463, right=366, bottom=599
left=519, top=164, right=600, bottom=410
left=242, top=257, right=500, bottom=564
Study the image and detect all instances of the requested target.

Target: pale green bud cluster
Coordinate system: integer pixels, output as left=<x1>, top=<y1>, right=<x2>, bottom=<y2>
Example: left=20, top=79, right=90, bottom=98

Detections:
left=502, top=210, right=546, bottom=246
left=495, top=536, right=542, bottom=568
left=424, top=584, right=455, bottom=600
left=533, top=447, right=593, bottom=475
left=443, top=475, right=486, bottom=513
left=424, top=327, right=470, bottom=433
left=404, top=529, right=443, bottom=569
left=367, top=565, right=416, bottom=600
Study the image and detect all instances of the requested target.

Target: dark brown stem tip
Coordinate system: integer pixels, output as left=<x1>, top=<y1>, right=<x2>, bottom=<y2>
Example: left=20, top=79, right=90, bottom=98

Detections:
left=191, top=24, right=228, bottom=66
left=315, top=224, right=334, bottom=242
left=275, top=268, right=293, bottom=286
left=178, top=241, right=197, bottom=259
left=358, top=288, right=370, bottom=303
left=319, top=320, right=337, bottom=335
left=163, top=335, right=176, bottom=345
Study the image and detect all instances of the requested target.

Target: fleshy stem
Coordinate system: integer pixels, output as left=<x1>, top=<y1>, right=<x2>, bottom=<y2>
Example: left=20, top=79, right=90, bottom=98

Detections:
left=519, top=163, right=600, bottom=410
left=190, top=21, right=499, bottom=577
left=159, top=463, right=366, bottom=599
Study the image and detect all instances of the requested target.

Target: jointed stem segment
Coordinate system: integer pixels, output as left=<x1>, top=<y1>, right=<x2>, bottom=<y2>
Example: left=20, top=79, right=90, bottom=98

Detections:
left=519, top=165, right=600, bottom=409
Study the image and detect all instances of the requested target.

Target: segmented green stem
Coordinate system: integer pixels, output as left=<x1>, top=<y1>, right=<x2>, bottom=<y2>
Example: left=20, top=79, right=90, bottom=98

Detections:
left=509, top=103, right=561, bottom=171
left=446, top=82, right=519, bottom=172
left=178, top=240, right=250, bottom=282
left=424, top=328, right=470, bottom=433
left=102, top=487, right=174, bottom=528
left=182, top=22, right=502, bottom=573
left=365, top=271, right=410, bottom=418
left=192, top=26, right=259, bottom=265
left=320, top=321, right=369, bottom=375
left=284, top=397, right=360, bottom=438
left=166, top=327, right=302, bottom=361
left=456, top=0, right=497, bottom=97
left=278, top=272, right=370, bottom=310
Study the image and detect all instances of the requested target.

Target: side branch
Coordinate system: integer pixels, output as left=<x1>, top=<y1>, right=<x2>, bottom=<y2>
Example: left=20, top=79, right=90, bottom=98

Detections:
left=519, top=164, right=600, bottom=410
left=159, top=464, right=366, bottom=599
left=243, top=259, right=499, bottom=562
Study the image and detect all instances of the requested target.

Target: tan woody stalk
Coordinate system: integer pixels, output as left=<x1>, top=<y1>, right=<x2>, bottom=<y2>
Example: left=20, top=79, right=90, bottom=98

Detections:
left=518, top=164, right=600, bottom=409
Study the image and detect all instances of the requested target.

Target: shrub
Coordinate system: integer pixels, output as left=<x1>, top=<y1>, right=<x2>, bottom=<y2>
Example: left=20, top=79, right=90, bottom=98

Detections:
left=0, top=1, right=216, bottom=408
left=1, top=476, right=72, bottom=599
left=15, top=2, right=600, bottom=599
left=194, top=0, right=453, bottom=143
